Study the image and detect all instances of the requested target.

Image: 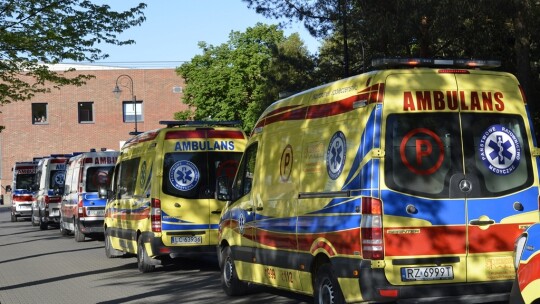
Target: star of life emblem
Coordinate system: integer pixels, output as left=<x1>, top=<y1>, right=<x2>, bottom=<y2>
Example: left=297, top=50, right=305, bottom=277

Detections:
left=169, top=160, right=200, bottom=191
left=479, top=125, right=521, bottom=176
left=327, top=131, right=346, bottom=180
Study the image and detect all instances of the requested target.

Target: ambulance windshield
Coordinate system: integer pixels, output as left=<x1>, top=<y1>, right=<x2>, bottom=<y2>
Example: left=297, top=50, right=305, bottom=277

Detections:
left=385, top=113, right=532, bottom=198
left=162, top=152, right=242, bottom=199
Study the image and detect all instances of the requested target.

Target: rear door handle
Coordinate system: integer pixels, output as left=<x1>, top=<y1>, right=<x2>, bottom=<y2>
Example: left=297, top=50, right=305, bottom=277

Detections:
left=469, top=219, right=495, bottom=226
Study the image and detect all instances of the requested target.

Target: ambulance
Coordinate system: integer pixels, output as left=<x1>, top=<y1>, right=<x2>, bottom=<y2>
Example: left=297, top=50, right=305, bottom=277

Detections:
left=216, top=58, right=540, bottom=303
left=31, top=154, right=71, bottom=230
left=10, top=161, right=38, bottom=222
left=103, top=121, right=246, bottom=273
left=60, top=149, right=118, bottom=241
left=511, top=223, right=540, bottom=304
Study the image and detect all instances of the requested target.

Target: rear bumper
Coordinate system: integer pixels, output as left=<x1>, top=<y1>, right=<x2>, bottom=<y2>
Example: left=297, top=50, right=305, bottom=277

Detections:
left=141, top=232, right=216, bottom=259
left=79, top=219, right=104, bottom=233
left=356, top=260, right=511, bottom=303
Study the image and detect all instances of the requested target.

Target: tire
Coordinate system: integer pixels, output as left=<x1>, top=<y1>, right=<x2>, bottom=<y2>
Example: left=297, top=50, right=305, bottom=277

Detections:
left=104, top=229, right=122, bottom=258
left=39, top=211, right=48, bottom=230
left=59, top=216, right=69, bottom=236
left=73, top=219, right=85, bottom=242
left=509, top=277, right=525, bottom=304
left=31, top=208, right=38, bottom=226
left=137, top=237, right=155, bottom=273
left=221, top=246, right=247, bottom=296
left=314, top=264, right=345, bottom=304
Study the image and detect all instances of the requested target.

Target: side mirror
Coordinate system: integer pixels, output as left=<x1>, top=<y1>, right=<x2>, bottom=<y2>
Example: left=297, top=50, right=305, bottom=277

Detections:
left=215, top=176, right=231, bottom=201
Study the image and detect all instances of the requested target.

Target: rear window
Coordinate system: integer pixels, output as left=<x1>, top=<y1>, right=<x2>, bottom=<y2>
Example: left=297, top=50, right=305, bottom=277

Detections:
left=385, top=113, right=532, bottom=198
left=15, top=174, right=35, bottom=190
left=49, top=170, right=66, bottom=190
left=85, top=166, right=114, bottom=192
left=162, top=152, right=242, bottom=199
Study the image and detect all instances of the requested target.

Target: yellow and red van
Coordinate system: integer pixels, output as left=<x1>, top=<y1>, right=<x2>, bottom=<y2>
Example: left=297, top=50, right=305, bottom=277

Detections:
left=103, top=121, right=246, bottom=273
left=217, top=58, right=540, bottom=303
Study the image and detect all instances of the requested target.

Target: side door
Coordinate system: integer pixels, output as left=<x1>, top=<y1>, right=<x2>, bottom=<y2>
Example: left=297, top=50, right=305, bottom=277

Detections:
left=227, top=142, right=260, bottom=282
left=254, top=130, right=301, bottom=290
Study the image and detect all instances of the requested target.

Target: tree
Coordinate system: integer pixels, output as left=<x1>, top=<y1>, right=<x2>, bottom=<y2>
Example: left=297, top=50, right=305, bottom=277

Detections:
left=175, top=23, right=315, bottom=132
left=0, top=0, right=146, bottom=106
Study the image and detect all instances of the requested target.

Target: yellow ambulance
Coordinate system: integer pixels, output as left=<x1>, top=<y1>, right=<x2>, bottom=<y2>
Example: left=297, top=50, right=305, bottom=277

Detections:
left=217, top=58, right=540, bottom=303
left=103, top=121, right=246, bottom=272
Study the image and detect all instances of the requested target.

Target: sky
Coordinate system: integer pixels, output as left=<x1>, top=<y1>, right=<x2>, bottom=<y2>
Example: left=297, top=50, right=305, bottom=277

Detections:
left=89, top=0, right=321, bottom=68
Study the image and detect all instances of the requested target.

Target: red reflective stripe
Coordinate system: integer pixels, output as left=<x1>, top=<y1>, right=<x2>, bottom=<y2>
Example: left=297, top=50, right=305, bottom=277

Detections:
left=518, top=253, right=540, bottom=291
left=206, top=130, right=245, bottom=139
left=165, top=130, right=206, bottom=139
left=50, top=159, right=67, bottom=163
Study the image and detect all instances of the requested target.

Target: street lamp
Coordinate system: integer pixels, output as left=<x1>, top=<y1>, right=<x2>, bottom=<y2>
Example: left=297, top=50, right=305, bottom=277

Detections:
left=113, top=74, right=141, bottom=136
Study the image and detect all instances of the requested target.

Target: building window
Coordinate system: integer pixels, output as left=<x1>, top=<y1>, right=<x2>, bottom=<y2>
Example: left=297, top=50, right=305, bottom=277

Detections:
left=32, top=103, right=48, bottom=124
left=78, top=102, right=94, bottom=123
left=123, top=101, right=143, bottom=123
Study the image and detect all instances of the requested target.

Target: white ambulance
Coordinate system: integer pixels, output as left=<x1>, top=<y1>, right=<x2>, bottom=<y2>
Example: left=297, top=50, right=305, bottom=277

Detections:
left=10, top=161, right=38, bottom=222
left=60, top=149, right=118, bottom=241
left=217, top=58, right=540, bottom=303
left=31, top=154, right=71, bottom=230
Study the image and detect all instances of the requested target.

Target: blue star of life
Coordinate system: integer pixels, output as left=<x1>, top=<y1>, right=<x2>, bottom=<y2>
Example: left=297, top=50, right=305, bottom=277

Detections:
left=169, top=160, right=200, bottom=191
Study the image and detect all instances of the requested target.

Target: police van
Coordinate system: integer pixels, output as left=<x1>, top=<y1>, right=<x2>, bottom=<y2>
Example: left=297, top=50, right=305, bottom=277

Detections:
left=60, top=149, right=118, bottom=241
left=217, top=58, right=540, bottom=303
left=31, top=154, right=71, bottom=230
left=10, top=161, right=39, bottom=222
left=103, top=121, right=246, bottom=273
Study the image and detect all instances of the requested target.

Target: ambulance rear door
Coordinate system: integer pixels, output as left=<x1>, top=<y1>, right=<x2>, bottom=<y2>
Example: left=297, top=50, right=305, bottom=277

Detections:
left=455, top=72, right=537, bottom=282
left=382, top=69, right=538, bottom=287
left=159, top=128, right=243, bottom=248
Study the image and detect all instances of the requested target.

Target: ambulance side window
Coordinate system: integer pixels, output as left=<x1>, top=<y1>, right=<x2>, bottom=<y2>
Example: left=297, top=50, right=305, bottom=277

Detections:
left=118, top=158, right=140, bottom=198
left=232, top=143, right=258, bottom=201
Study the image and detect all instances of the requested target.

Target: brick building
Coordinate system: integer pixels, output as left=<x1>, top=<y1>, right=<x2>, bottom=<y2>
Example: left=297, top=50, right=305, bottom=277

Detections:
left=0, top=65, right=187, bottom=192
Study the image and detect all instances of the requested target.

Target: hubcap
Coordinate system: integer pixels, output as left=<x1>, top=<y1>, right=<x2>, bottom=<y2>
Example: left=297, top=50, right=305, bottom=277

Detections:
left=224, top=258, right=233, bottom=287
left=319, top=278, right=335, bottom=304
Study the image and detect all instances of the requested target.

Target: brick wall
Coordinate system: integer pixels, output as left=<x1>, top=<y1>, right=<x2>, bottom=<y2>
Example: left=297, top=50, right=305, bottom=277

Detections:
left=0, top=68, right=187, bottom=192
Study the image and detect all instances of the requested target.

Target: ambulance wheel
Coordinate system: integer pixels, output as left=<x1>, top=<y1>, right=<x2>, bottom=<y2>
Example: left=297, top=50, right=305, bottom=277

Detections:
left=221, top=246, right=247, bottom=296
left=59, top=216, right=69, bottom=236
left=509, top=277, right=525, bottom=304
left=137, top=237, right=155, bottom=273
left=104, top=229, right=122, bottom=258
left=314, top=264, right=345, bottom=304
left=74, top=219, right=85, bottom=242
left=31, top=209, right=38, bottom=226
left=39, top=214, right=48, bottom=230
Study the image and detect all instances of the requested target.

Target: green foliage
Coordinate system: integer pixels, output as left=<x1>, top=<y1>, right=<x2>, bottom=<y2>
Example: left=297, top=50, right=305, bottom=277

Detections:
left=0, top=0, right=146, bottom=105
left=176, top=23, right=315, bottom=132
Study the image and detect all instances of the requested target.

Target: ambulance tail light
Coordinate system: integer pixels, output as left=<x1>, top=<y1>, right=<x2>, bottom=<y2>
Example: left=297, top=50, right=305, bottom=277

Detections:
left=13, top=194, right=33, bottom=202
left=46, top=196, right=61, bottom=203
left=151, top=198, right=162, bottom=232
left=44, top=195, right=50, bottom=206
left=361, top=197, right=384, bottom=260
left=77, top=199, right=86, bottom=217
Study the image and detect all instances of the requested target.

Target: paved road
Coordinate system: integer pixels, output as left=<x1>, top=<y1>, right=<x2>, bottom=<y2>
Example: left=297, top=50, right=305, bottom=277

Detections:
left=0, top=205, right=311, bottom=304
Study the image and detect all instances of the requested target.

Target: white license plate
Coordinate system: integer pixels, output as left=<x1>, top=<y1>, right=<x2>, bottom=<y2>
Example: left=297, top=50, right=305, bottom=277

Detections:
left=19, top=205, right=31, bottom=210
left=49, top=209, right=60, bottom=216
left=401, top=266, right=454, bottom=281
left=171, top=236, right=202, bottom=244
left=86, top=209, right=105, bottom=216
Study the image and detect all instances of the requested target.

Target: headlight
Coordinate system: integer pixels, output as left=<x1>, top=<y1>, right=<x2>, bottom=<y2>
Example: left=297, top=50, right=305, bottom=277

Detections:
left=514, top=234, right=527, bottom=269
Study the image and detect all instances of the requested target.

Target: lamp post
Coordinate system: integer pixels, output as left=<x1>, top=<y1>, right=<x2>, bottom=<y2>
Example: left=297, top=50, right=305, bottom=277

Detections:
left=113, top=74, right=141, bottom=135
